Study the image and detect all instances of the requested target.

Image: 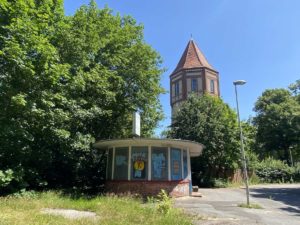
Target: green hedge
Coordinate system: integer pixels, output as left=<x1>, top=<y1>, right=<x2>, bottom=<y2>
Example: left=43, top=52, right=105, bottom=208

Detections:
left=255, top=158, right=300, bottom=183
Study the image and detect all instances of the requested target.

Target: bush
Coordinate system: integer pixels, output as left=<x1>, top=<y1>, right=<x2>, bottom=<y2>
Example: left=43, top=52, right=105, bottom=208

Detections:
left=293, top=163, right=300, bottom=182
left=156, top=189, right=173, bottom=214
left=10, top=189, right=38, bottom=199
left=0, top=169, right=14, bottom=188
left=249, top=173, right=261, bottom=185
left=211, top=178, right=229, bottom=188
left=255, top=158, right=294, bottom=183
left=0, top=168, right=28, bottom=195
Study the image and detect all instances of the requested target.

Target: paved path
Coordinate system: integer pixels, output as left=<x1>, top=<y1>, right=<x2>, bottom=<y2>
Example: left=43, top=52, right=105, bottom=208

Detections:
left=175, top=184, right=300, bottom=225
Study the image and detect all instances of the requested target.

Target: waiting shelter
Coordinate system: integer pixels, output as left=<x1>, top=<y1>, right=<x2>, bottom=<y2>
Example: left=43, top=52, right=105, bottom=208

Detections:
left=94, top=138, right=204, bottom=197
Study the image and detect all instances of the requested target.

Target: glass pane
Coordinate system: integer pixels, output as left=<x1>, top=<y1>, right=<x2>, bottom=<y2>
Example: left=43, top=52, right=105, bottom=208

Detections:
left=171, top=148, right=182, bottom=180
left=131, top=146, right=148, bottom=180
left=183, top=150, right=188, bottom=178
left=114, top=147, right=129, bottom=180
left=151, top=147, right=168, bottom=180
left=210, top=80, right=215, bottom=93
left=107, top=148, right=113, bottom=180
left=175, top=82, right=179, bottom=96
left=191, top=79, right=197, bottom=92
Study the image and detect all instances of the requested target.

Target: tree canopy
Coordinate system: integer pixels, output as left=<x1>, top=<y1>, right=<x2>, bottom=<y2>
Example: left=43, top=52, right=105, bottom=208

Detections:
left=170, top=94, right=240, bottom=184
left=0, top=0, right=164, bottom=190
left=253, top=84, right=300, bottom=164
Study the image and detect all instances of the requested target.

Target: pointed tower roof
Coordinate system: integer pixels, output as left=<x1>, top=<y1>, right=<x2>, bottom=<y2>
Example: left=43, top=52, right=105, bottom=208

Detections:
left=171, top=39, right=215, bottom=74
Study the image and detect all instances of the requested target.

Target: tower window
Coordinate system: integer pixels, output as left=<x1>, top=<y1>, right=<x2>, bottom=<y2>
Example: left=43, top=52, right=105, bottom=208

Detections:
left=191, top=79, right=197, bottom=92
left=210, top=80, right=215, bottom=93
left=175, top=82, right=180, bottom=97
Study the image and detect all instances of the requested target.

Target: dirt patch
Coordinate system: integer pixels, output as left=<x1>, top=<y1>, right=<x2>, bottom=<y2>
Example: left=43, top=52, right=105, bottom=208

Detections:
left=41, top=208, right=97, bottom=219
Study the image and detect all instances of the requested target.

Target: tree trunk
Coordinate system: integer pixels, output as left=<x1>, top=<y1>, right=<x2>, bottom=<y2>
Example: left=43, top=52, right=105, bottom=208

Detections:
left=284, top=147, right=291, bottom=166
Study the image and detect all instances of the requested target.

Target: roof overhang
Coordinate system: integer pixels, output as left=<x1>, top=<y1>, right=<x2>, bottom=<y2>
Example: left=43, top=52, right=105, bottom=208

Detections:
left=93, top=138, right=204, bottom=157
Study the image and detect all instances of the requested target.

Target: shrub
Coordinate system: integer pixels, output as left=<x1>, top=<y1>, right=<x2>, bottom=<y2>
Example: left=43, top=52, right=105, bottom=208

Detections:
left=11, top=189, right=38, bottom=199
left=192, top=169, right=235, bottom=188
left=0, top=168, right=28, bottom=195
left=249, top=173, right=261, bottom=185
left=255, top=158, right=294, bottom=183
left=0, top=169, right=14, bottom=188
left=156, top=189, right=173, bottom=214
left=211, top=178, right=229, bottom=188
left=293, top=163, right=300, bottom=182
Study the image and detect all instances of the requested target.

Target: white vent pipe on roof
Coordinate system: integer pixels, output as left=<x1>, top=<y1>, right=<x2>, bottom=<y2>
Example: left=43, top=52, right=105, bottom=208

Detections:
left=132, top=112, right=140, bottom=137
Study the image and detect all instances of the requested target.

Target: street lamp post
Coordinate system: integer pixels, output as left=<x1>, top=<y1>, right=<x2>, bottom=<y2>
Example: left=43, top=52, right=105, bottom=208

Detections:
left=233, top=80, right=250, bottom=206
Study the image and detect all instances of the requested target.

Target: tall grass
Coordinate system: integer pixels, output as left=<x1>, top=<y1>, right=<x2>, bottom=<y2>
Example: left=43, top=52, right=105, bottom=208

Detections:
left=0, top=191, right=192, bottom=225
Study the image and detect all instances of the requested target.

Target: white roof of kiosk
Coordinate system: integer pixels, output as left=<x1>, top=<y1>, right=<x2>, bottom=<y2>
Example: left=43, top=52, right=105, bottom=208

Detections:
left=94, top=138, right=204, bottom=157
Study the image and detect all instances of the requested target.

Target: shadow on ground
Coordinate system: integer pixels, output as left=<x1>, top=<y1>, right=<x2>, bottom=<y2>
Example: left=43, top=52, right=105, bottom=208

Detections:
left=250, top=186, right=300, bottom=216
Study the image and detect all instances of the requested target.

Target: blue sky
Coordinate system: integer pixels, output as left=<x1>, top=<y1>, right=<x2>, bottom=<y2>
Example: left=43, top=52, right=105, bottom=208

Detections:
left=64, top=0, right=300, bottom=135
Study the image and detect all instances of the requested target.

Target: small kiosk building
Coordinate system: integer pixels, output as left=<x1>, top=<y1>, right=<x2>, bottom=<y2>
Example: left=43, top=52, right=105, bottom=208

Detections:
left=94, top=138, right=203, bottom=197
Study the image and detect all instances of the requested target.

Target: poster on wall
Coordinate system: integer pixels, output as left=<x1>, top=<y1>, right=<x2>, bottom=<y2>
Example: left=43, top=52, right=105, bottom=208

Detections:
left=171, top=148, right=181, bottom=180
left=132, top=148, right=147, bottom=179
left=114, top=148, right=129, bottom=180
left=152, top=148, right=168, bottom=180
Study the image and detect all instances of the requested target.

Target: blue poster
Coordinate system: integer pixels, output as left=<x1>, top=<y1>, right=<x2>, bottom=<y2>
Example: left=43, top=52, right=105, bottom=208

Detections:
left=151, top=148, right=168, bottom=180
left=171, top=148, right=182, bottom=180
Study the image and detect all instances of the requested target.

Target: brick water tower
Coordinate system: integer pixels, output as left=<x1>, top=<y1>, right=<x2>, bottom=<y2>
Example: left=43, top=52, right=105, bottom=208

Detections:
left=170, top=39, right=220, bottom=117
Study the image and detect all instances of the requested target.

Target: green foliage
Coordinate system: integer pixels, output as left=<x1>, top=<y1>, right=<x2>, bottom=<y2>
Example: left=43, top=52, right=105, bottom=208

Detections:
left=0, top=168, right=29, bottom=194
left=293, top=163, right=300, bottom=181
left=249, top=173, right=261, bottom=185
left=0, top=0, right=164, bottom=193
left=211, top=178, right=229, bottom=188
left=246, top=150, right=260, bottom=171
left=289, top=79, right=300, bottom=103
left=0, top=169, right=14, bottom=188
left=238, top=203, right=263, bottom=209
left=11, top=189, right=38, bottom=199
left=0, top=168, right=28, bottom=195
left=170, top=94, right=240, bottom=185
left=253, top=85, right=300, bottom=164
left=0, top=191, right=192, bottom=225
left=255, top=158, right=295, bottom=183
left=192, top=177, right=230, bottom=188
left=240, top=119, right=260, bottom=170
left=146, top=195, right=156, bottom=204
left=156, top=189, right=173, bottom=214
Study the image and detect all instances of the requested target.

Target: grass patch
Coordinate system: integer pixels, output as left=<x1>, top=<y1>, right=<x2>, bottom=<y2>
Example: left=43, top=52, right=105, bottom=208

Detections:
left=238, top=203, right=263, bottom=209
left=225, top=181, right=243, bottom=188
left=0, top=191, right=192, bottom=225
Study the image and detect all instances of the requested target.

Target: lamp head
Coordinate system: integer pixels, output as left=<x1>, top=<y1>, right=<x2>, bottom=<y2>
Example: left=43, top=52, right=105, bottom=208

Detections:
left=233, top=80, right=246, bottom=85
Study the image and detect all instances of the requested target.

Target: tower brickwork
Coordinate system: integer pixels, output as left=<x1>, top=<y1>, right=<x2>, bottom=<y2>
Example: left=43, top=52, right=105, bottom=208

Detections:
left=170, top=39, right=220, bottom=116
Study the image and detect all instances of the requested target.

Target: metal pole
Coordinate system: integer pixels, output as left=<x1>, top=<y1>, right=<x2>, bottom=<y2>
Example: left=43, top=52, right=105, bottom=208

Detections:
left=234, top=84, right=250, bottom=206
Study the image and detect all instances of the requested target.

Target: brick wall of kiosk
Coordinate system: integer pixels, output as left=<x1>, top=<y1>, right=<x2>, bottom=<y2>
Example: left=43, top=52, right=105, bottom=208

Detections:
left=105, top=180, right=190, bottom=197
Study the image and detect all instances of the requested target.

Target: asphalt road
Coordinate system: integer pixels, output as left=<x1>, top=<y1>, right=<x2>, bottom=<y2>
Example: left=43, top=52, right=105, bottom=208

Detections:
left=175, top=184, right=300, bottom=225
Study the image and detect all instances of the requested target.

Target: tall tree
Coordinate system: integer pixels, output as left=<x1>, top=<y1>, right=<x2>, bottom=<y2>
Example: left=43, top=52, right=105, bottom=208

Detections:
left=170, top=94, right=240, bottom=184
left=54, top=1, right=164, bottom=139
left=0, top=0, right=164, bottom=190
left=253, top=87, right=300, bottom=164
left=289, top=79, right=300, bottom=103
left=0, top=0, right=69, bottom=188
